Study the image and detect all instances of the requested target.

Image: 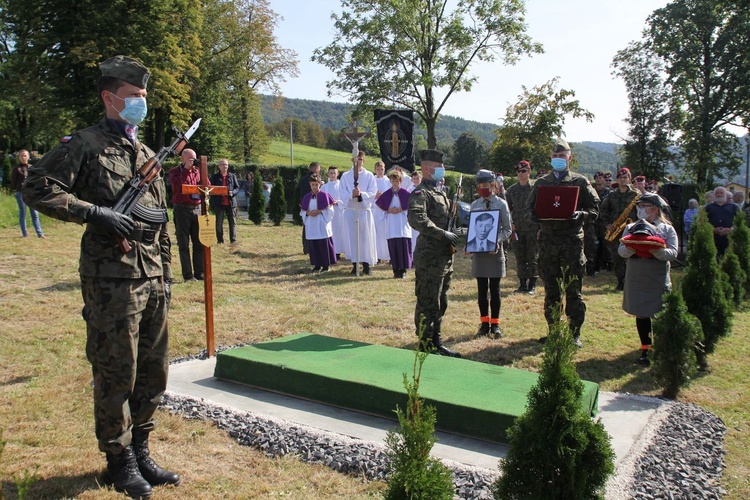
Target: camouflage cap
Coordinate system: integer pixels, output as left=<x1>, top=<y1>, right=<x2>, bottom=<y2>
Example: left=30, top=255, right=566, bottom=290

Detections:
left=419, top=149, right=445, bottom=164
left=100, top=55, right=150, bottom=88
left=552, top=138, right=571, bottom=152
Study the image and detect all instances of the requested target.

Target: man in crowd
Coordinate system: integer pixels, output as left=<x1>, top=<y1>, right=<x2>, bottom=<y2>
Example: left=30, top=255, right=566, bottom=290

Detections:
left=298, top=162, right=321, bottom=255
left=633, top=175, right=647, bottom=193
left=169, top=148, right=204, bottom=281
left=505, top=160, right=538, bottom=294
left=209, top=159, right=240, bottom=245
left=705, top=186, right=739, bottom=257
left=599, top=167, right=639, bottom=291
left=408, top=149, right=461, bottom=357
left=527, top=139, right=600, bottom=348
left=23, top=55, right=179, bottom=498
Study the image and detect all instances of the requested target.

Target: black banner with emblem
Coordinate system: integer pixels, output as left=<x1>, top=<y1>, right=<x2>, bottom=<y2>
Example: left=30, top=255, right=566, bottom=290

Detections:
left=374, top=109, right=415, bottom=172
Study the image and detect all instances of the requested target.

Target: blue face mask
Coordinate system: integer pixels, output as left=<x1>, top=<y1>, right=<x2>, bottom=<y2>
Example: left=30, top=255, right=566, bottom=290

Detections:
left=111, top=94, right=148, bottom=125
left=550, top=157, right=568, bottom=171
left=432, top=167, right=445, bottom=182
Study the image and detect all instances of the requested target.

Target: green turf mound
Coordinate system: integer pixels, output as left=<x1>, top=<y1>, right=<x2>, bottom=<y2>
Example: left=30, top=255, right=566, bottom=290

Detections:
left=214, top=333, right=599, bottom=443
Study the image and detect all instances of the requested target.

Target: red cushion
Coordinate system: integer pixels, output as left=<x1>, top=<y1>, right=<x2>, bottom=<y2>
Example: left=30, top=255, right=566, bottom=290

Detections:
left=621, top=234, right=667, bottom=259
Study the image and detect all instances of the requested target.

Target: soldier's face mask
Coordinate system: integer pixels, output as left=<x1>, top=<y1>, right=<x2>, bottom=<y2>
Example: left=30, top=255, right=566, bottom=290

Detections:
left=110, top=93, right=148, bottom=126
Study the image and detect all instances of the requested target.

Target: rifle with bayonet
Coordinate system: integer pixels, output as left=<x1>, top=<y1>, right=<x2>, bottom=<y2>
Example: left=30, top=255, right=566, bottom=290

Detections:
left=445, top=174, right=463, bottom=253
left=112, top=118, right=201, bottom=252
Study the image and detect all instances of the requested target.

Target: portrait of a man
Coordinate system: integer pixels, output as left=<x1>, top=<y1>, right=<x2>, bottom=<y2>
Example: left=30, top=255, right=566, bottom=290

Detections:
left=466, top=210, right=499, bottom=253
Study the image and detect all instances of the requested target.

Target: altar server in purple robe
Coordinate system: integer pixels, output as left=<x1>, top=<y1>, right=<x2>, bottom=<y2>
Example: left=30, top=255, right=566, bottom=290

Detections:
left=340, top=151, right=378, bottom=275
left=320, top=166, right=349, bottom=259
left=375, top=169, right=413, bottom=278
left=300, top=173, right=337, bottom=273
left=373, top=160, right=392, bottom=263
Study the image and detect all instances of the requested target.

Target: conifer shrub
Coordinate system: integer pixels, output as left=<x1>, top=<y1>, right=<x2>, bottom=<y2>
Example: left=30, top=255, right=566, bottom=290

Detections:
left=248, top=170, right=266, bottom=225
left=730, top=211, right=750, bottom=297
left=268, top=172, right=287, bottom=226
left=494, top=277, right=614, bottom=500
left=681, top=210, right=733, bottom=368
left=384, top=321, right=454, bottom=500
left=721, top=244, right=746, bottom=308
left=292, top=171, right=303, bottom=225
left=652, top=289, right=703, bottom=398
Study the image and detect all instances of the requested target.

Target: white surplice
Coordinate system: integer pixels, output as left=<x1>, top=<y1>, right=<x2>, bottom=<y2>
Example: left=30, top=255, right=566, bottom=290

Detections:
left=373, top=175, right=392, bottom=260
left=340, top=167, right=378, bottom=265
left=300, top=196, right=334, bottom=239
left=320, top=179, right=349, bottom=256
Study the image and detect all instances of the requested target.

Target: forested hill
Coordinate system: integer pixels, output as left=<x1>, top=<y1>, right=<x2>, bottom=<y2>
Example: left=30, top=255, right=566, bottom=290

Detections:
left=261, top=95, right=620, bottom=174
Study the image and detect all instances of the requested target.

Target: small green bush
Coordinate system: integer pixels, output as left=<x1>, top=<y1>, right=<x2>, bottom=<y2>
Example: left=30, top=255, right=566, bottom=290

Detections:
left=721, top=244, right=746, bottom=308
left=384, top=322, right=454, bottom=500
left=292, top=171, right=303, bottom=226
left=268, top=171, right=287, bottom=226
left=248, top=170, right=266, bottom=225
left=730, top=211, right=750, bottom=297
left=652, top=289, right=703, bottom=398
left=494, top=277, right=614, bottom=500
left=682, top=210, right=733, bottom=368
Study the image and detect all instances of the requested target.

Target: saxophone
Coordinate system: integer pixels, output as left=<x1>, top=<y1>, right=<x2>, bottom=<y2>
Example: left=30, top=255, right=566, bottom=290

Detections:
left=604, top=191, right=641, bottom=242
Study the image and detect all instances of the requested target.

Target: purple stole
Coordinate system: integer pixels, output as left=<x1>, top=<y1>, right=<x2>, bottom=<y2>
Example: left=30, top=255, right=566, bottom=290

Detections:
left=376, top=188, right=410, bottom=212
left=300, top=191, right=334, bottom=211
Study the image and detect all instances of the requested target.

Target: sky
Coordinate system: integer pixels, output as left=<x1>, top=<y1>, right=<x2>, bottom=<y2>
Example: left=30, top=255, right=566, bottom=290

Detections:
left=269, top=0, right=672, bottom=144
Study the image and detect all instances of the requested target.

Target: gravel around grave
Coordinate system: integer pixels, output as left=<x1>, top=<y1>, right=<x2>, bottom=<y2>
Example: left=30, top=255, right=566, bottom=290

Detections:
left=166, top=349, right=726, bottom=499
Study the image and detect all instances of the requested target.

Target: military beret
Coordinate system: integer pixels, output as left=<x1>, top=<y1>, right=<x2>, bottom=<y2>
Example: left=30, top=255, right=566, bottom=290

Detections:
left=634, top=175, right=646, bottom=182
left=419, top=149, right=445, bottom=164
left=552, top=138, right=571, bottom=152
left=476, top=169, right=495, bottom=183
left=637, top=192, right=668, bottom=210
left=603, top=172, right=613, bottom=180
left=515, top=160, right=531, bottom=171
left=617, top=167, right=631, bottom=177
left=100, top=55, right=150, bottom=88
left=594, top=171, right=604, bottom=178
left=535, top=169, right=547, bottom=178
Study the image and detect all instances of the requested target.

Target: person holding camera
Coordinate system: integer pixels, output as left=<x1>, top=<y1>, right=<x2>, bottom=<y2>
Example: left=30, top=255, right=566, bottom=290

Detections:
left=169, top=148, right=204, bottom=281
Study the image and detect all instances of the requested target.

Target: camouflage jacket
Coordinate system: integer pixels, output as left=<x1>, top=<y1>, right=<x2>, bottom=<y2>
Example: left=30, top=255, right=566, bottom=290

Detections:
left=505, top=180, right=537, bottom=232
left=408, top=179, right=453, bottom=256
left=527, top=170, right=600, bottom=238
left=23, top=119, right=172, bottom=280
left=599, top=185, right=639, bottom=227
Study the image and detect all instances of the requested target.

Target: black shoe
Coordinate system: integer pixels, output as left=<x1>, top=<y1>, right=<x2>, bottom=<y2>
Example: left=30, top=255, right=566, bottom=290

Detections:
left=526, top=278, right=537, bottom=295
left=490, top=324, right=503, bottom=338
left=320, top=266, right=329, bottom=273
left=104, top=446, right=153, bottom=499
left=436, top=345, right=461, bottom=358
left=615, top=278, right=624, bottom=291
left=514, top=279, right=528, bottom=293
left=538, top=336, right=547, bottom=344
left=350, top=264, right=358, bottom=275
left=476, top=323, right=490, bottom=337
left=362, top=263, right=371, bottom=275
left=336, top=254, right=341, bottom=260
left=312, top=266, right=321, bottom=273
left=196, top=273, right=205, bottom=281
left=573, top=336, right=583, bottom=348
left=133, top=437, right=181, bottom=487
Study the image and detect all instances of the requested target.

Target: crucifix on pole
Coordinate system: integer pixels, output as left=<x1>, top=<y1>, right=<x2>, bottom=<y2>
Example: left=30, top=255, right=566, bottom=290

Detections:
left=340, top=120, right=371, bottom=276
left=180, top=156, right=227, bottom=357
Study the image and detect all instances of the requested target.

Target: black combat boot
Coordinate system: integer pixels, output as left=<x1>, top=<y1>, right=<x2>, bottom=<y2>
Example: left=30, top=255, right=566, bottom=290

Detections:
left=133, top=435, right=181, bottom=487
left=615, top=277, right=624, bottom=291
left=526, top=278, right=537, bottom=295
left=490, top=323, right=503, bottom=338
left=104, top=446, right=153, bottom=499
left=476, top=322, right=490, bottom=337
left=362, top=262, right=371, bottom=275
left=635, top=349, right=650, bottom=366
left=514, top=279, right=527, bottom=293
left=432, top=334, right=461, bottom=358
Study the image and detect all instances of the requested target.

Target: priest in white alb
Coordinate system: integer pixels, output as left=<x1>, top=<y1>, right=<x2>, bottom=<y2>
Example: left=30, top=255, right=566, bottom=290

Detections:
left=340, top=151, right=378, bottom=275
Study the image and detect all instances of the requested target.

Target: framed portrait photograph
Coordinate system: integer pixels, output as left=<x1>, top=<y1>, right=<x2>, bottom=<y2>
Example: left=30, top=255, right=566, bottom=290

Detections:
left=466, top=210, right=500, bottom=253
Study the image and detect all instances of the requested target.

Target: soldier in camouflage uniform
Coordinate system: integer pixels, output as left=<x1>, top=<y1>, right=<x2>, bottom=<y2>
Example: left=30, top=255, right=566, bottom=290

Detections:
left=505, top=160, right=539, bottom=294
left=23, top=56, right=179, bottom=498
left=408, top=149, right=461, bottom=358
left=599, top=167, right=639, bottom=291
left=527, top=139, right=600, bottom=348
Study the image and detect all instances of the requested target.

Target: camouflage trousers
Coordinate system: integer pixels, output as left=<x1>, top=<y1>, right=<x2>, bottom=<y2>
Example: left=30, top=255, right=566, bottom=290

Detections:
left=583, top=222, right=597, bottom=271
left=413, top=251, right=453, bottom=340
left=512, top=230, right=539, bottom=280
left=607, top=241, right=627, bottom=280
left=81, top=276, right=169, bottom=454
left=538, top=234, right=586, bottom=330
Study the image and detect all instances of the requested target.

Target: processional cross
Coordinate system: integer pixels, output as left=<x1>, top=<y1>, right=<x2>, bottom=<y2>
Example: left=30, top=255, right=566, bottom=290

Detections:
left=340, top=120, right=371, bottom=276
left=180, top=156, right=227, bottom=357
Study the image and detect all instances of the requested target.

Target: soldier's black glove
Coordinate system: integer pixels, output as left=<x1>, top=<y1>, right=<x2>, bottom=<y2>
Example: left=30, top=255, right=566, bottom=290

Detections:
left=85, top=206, right=135, bottom=238
left=443, top=230, right=460, bottom=246
left=164, top=278, right=172, bottom=309
left=570, top=211, right=585, bottom=221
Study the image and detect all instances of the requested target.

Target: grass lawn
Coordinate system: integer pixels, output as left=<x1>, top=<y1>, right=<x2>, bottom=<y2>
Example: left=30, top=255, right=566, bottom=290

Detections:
left=262, top=141, right=358, bottom=168
left=0, top=198, right=748, bottom=498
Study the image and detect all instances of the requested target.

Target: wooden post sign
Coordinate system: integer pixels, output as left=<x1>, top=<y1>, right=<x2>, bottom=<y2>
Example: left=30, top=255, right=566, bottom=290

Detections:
left=180, top=156, right=227, bottom=357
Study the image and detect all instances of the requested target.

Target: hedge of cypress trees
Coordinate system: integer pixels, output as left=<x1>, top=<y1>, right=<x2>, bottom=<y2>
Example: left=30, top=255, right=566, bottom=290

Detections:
left=248, top=170, right=266, bottom=225
left=721, top=244, right=746, bottom=308
left=268, top=172, right=287, bottom=226
left=730, top=210, right=750, bottom=297
left=292, top=171, right=303, bottom=226
left=681, top=210, right=733, bottom=369
left=652, top=289, right=703, bottom=398
left=494, top=277, right=614, bottom=499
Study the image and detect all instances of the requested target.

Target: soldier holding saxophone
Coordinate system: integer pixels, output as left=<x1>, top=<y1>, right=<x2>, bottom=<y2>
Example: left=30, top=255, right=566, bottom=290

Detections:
left=600, top=167, right=640, bottom=291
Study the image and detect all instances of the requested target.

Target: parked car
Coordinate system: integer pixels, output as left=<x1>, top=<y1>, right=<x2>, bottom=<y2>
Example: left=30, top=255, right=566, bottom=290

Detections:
left=236, top=180, right=272, bottom=210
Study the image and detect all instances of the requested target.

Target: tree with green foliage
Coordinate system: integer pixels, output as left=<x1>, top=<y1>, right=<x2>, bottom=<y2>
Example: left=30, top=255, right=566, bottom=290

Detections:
left=652, top=289, right=703, bottom=399
left=451, top=132, right=488, bottom=174
left=384, top=335, right=454, bottom=500
left=681, top=210, right=733, bottom=368
left=494, top=277, right=614, bottom=499
left=292, top=170, right=303, bottom=226
left=312, top=0, right=542, bottom=149
left=720, top=244, right=747, bottom=308
left=488, top=78, right=594, bottom=175
left=248, top=170, right=266, bottom=225
left=268, top=172, right=286, bottom=226
left=646, top=0, right=750, bottom=186
left=730, top=211, right=750, bottom=297
left=611, top=41, right=676, bottom=180
left=2, top=153, right=12, bottom=189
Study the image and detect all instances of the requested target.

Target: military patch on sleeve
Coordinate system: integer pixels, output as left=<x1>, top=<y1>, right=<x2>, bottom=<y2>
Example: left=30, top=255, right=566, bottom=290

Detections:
left=60, top=135, right=73, bottom=143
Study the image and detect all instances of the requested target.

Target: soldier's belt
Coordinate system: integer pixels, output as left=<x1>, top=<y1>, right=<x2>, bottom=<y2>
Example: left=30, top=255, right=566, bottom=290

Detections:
left=129, top=227, right=157, bottom=244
